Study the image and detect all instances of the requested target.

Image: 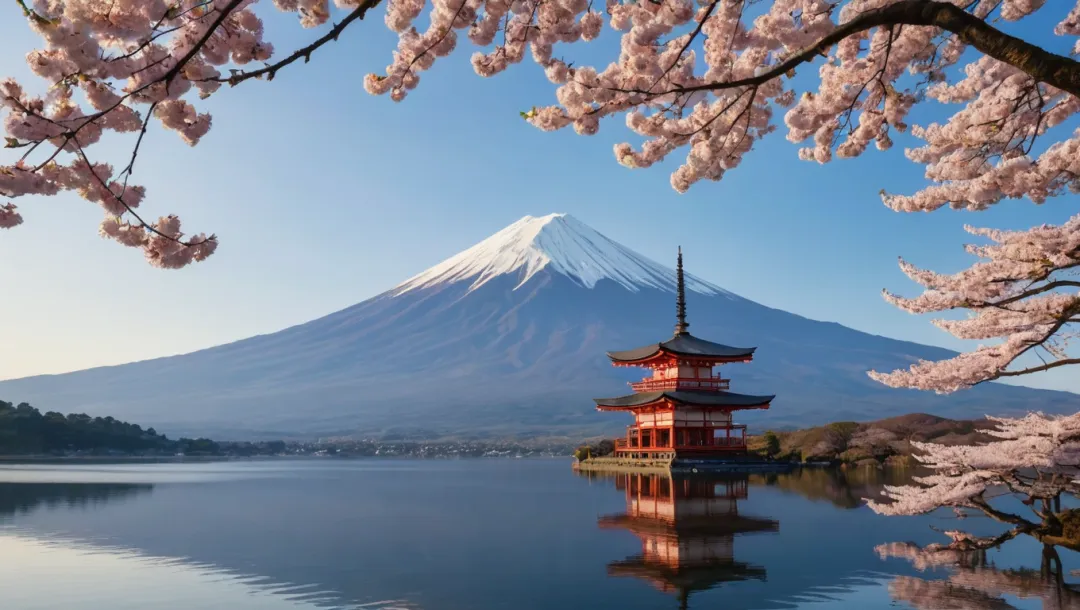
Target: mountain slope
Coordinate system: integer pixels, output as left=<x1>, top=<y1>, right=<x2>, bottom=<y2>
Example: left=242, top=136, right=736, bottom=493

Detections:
left=1, top=214, right=1076, bottom=439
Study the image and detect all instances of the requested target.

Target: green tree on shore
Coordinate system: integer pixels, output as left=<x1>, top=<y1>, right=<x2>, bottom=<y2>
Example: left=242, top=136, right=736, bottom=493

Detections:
left=763, top=431, right=781, bottom=459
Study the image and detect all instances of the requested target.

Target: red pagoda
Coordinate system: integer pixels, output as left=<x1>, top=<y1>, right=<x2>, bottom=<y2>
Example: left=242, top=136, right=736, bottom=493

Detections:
left=594, top=249, right=774, bottom=459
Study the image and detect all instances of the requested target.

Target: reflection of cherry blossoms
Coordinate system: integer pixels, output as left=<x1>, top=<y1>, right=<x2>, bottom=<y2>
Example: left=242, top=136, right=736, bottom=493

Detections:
left=2, top=0, right=1078, bottom=283
left=875, top=533, right=991, bottom=572
left=889, top=575, right=1017, bottom=610
left=883, top=550, right=1080, bottom=610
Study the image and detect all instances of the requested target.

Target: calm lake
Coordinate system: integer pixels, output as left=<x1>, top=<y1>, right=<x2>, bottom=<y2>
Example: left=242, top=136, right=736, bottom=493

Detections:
left=0, top=459, right=1076, bottom=609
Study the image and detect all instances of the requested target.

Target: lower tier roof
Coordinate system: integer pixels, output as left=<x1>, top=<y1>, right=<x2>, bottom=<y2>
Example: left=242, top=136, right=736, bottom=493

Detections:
left=594, top=390, right=774, bottom=409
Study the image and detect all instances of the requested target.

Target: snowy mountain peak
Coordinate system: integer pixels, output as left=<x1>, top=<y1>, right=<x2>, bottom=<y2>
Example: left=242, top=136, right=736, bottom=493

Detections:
left=393, top=213, right=731, bottom=296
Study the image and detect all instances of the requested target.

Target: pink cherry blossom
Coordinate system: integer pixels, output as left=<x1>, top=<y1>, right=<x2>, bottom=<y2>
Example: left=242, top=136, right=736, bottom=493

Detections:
left=869, top=215, right=1079, bottom=392
left=0, top=202, right=23, bottom=228
left=0, top=0, right=1076, bottom=317
left=866, top=411, right=1080, bottom=553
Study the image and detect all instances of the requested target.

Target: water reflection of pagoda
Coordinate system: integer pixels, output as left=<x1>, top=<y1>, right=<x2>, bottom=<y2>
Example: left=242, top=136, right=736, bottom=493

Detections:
left=598, top=473, right=778, bottom=609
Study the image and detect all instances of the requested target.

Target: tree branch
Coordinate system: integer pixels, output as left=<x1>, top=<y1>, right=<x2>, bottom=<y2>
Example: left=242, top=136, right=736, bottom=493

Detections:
left=646, top=0, right=721, bottom=93
left=969, top=495, right=1040, bottom=530
left=162, top=0, right=247, bottom=89
left=206, top=0, right=384, bottom=86
left=928, top=524, right=1029, bottom=552
left=991, top=281, right=1080, bottom=308
left=995, top=358, right=1080, bottom=378
left=618, top=0, right=1080, bottom=99
left=73, top=144, right=208, bottom=246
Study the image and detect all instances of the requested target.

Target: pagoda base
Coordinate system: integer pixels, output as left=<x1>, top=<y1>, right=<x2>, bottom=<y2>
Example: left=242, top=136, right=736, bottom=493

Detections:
left=573, top=455, right=795, bottom=475
left=670, top=456, right=796, bottom=474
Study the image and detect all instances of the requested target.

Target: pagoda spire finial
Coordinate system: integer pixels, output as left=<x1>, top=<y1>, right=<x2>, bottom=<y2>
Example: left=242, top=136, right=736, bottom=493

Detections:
left=675, top=246, right=689, bottom=335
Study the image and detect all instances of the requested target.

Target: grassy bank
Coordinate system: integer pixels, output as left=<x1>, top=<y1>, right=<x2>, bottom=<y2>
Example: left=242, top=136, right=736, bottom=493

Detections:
left=747, top=413, right=995, bottom=466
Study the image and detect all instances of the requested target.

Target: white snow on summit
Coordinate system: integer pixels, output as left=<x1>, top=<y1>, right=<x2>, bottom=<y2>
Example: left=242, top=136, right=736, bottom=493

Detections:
left=393, top=213, right=731, bottom=296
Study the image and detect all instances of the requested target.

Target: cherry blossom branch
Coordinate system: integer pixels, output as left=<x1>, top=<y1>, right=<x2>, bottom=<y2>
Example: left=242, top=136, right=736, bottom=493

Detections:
left=871, top=217, right=1079, bottom=392
left=606, top=0, right=1080, bottom=99
left=4, top=0, right=1079, bottom=288
left=103, top=2, right=216, bottom=68
left=207, top=0, right=384, bottom=86
left=72, top=144, right=207, bottom=247
left=868, top=414, right=1080, bottom=554
left=645, top=0, right=721, bottom=94
left=993, top=281, right=1080, bottom=308
left=995, top=358, right=1080, bottom=378
left=969, top=495, right=1038, bottom=530
left=401, top=0, right=470, bottom=82
left=117, top=102, right=156, bottom=200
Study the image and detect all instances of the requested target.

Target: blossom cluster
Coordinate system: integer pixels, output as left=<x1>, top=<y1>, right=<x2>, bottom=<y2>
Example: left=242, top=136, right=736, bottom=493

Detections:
left=2, top=0, right=1078, bottom=285
left=869, top=214, right=1079, bottom=392
left=1, top=0, right=272, bottom=265
left=866, top=412, right=1080, bottom=517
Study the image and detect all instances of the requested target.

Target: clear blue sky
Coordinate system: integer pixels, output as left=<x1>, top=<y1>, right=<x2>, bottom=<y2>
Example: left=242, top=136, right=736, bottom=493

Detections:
left=0, top=5, right=1076, bottom=393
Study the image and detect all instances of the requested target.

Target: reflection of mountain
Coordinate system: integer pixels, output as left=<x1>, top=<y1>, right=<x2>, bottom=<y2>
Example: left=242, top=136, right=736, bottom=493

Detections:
left=597, top=473, right=777, bottom=609
left=0, top=478, right=419, bottom=610
left=748, top=467, right=914, bottom=509
left=0, top=482, right=152, bottom=518
left=1, top=533, right=419, bottom=610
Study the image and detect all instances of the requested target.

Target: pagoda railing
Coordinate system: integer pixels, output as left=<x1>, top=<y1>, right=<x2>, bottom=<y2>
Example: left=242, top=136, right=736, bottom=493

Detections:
left=615, top=424, right=747, bottom=452
left=614, top=441, right=748, bottom=452
left=629, top=377, right=730, bottom=392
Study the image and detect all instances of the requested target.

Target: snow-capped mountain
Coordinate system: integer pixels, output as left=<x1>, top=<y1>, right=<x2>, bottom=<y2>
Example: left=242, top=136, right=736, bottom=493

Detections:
left=394, top=213, right=728, bottom=295
left=1, top=214, right=1076, bottom=439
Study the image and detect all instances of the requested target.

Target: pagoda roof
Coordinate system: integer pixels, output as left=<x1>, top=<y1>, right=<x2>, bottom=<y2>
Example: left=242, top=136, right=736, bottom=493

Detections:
left=607, top=333, right=756, bottom=364
left=594, top=390, right=773, bottom=409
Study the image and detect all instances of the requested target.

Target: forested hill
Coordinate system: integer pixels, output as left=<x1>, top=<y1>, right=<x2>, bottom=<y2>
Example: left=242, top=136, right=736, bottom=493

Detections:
left=0, top=400, right=567, bottom=457
left=0, top=400, right=218, bottom=456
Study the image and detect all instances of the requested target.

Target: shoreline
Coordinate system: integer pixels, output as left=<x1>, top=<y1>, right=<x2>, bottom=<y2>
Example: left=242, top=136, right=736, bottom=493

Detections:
left=0, top=454, right=571, bottom=462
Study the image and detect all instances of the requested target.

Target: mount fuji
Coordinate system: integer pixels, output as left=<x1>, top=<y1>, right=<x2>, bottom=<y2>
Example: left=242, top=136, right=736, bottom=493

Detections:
left=1, top=213, right=1077, bottom=440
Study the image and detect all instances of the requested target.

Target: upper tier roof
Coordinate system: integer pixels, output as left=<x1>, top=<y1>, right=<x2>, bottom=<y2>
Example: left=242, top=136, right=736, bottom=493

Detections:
left=607, top=333, right=757, bottom=364
left=594, top=390, right=773, bottom=409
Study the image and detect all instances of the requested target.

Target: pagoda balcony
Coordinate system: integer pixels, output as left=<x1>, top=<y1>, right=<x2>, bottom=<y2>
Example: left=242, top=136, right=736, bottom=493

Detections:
left=615, top=424, right=748, bottom=453
left=629, top=376, right=730, bottom=392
